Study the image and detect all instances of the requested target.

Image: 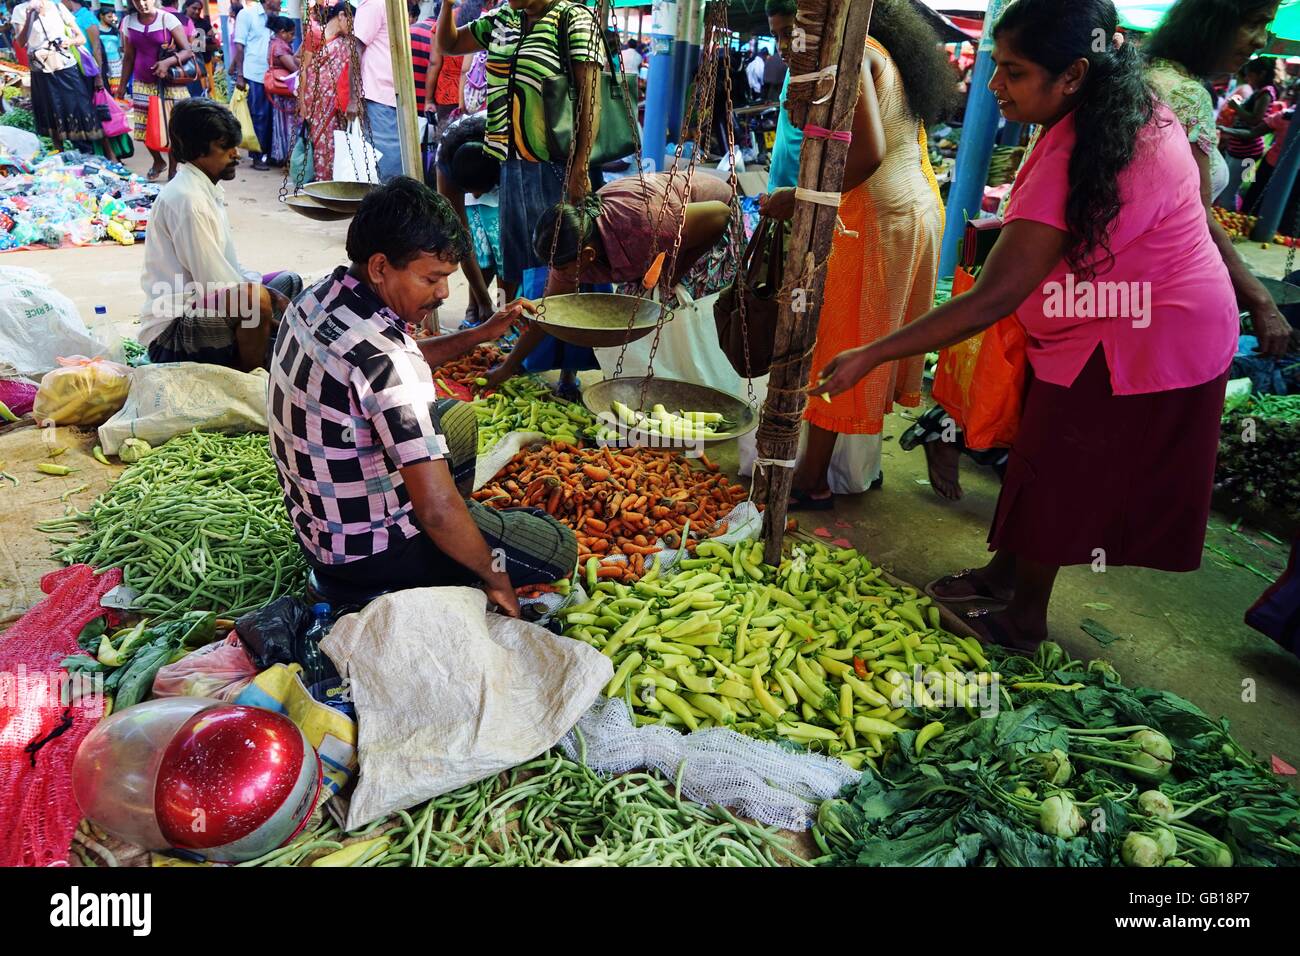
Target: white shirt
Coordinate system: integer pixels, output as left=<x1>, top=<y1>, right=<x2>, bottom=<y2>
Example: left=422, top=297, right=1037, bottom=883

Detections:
left=619, top=47, right=642, bottom=75
left=746, top=56, right=765, bottom=94
left=139, top=163, right=259, bottom=345
left=233, top=2, right=270, bottom=83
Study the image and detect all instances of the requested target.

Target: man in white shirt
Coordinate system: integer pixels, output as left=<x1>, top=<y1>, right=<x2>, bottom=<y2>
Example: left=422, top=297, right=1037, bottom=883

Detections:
left=140, top=99, right=302, bottom=370
left=230, top=0, right=280, bottom=170
left=353, top=0, right=401, bottom=181
left=619, top=38, right=641, bottom=75
left=745, top=49, right=766, bottom=102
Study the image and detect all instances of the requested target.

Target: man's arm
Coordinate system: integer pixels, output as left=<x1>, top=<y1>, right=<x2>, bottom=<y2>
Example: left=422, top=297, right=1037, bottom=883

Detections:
left=415, top=298, right=532, bottom=367
left=426, top=45, right=442, bottom=112
left=400, top=459, right=519, bottom=616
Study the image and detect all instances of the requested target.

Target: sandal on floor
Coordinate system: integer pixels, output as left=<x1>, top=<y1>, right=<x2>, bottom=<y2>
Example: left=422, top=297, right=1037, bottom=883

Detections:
left=963, top=607, right=1044, bottom=654
left=788, top=489, right=835, bottom=511
left=924, top=568, right=1012, bottom=606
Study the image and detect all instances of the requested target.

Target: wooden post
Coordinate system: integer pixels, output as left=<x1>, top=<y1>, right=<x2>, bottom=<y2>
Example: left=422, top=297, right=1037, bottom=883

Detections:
left=755, top=0, right=874, bottom=565
left=385, top=0, right=424, bottom=181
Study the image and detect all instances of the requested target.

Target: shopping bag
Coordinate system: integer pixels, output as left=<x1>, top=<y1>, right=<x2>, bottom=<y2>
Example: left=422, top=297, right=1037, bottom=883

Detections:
left=144, top=93, right=169, bottom=153
left=332, top=119, right=381, bottom=184
left=229, top=86, right=261, bottom=153
left=930, top=266, right=1028, bottom=450
left=287, top=128, right=314, bottom=191
left=95, top=90, right=129, bottom=137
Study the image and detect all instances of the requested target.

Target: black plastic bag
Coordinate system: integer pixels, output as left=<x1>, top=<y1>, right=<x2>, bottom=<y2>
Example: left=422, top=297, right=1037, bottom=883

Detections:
left=235, top=596, right=312, bottom=670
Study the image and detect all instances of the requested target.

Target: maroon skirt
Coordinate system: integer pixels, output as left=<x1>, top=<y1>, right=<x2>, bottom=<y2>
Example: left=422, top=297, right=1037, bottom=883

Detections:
left=988, top=346, right=1227, bottom=571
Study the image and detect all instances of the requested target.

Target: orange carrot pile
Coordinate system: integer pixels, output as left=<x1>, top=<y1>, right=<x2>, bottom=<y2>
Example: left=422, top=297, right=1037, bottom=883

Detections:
left=432, top=344, right=505, bottom=386
left=473, top=444, right=752, bottom=581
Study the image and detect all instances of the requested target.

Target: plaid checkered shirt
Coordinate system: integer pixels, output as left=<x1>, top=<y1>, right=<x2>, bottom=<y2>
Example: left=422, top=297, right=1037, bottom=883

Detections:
left=268, top=266, right=448, bottom=565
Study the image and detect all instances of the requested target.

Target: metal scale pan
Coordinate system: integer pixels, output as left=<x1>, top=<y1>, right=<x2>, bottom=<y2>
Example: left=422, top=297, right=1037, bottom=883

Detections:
left=582, top=376, right=759, bottom=446
left=531, top=293, right=665, bottom=348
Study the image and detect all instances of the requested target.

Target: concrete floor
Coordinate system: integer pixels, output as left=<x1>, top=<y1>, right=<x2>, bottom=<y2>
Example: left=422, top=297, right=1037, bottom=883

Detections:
left=9, top=150, right=1300, bottom=774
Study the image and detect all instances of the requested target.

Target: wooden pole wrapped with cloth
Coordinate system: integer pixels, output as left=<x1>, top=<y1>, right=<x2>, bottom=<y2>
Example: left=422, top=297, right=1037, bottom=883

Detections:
left=755, top=0, right=874, bottom=565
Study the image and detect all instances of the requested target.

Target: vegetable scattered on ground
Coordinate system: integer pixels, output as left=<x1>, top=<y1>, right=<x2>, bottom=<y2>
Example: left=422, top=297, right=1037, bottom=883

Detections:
left=241, top=750, right=808, bottom=867
left=41, top=431, right=307, bottom=617
left=474, top=444, right=748, bottom=578
left=561, top=537, right=999, bottom=768
left=811, top=642, right=1300, bottom=867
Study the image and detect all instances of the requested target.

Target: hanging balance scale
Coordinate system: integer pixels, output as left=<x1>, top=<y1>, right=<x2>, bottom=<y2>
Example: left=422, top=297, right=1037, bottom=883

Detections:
left=558, top=1, right=756, bottom=447
left=284, top=1, right=377, bottom=221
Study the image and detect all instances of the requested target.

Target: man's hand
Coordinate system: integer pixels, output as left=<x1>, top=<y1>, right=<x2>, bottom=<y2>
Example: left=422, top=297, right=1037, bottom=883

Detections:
left=483, top=573, right=520, bottom=618
left=759, top=187, right=795, bottom=221
left=479, top=297, right=535, bottom=342
left=267, top=286, right=292, bottom=318
left=235, top=74, right=247, bottom=91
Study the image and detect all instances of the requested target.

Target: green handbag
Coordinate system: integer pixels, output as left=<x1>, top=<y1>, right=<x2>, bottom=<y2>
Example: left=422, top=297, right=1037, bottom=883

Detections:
left=288, top=126, right=315, bottom=192
left=542, top=5, right=641, bottom=167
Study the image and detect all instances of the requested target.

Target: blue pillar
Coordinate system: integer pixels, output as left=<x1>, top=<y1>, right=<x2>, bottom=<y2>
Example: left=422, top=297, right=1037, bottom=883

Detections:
left=667, top=0, right=702, bottom=144
left=642, top=0, right=680, bottom=171
left=937, top=0, right=1009, bottom=279
left=1251, top=109, right=1300, bottom=242
left=220, top=14, right=230, bottom=60
left=996, top=120, right=1023, bottom=147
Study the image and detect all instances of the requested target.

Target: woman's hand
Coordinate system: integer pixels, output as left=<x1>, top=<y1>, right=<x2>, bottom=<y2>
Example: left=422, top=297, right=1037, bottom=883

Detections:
left=1246, top=294, right=1292, bottom=356
left=812, top=344, right=878, bottom=399
left=759, top=187, right=795, bottom=221
left=151, top=58, right=171, bottom=79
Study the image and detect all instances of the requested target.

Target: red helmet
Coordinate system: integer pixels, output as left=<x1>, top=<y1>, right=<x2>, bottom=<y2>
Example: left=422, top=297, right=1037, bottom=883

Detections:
left=74, top=698, right=321, bottom=863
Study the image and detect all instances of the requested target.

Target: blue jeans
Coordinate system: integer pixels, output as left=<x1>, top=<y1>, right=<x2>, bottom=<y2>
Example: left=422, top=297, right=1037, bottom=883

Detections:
left=246, top=79, right=273, bottom=162
left=365, top=100, right=402, bottom=182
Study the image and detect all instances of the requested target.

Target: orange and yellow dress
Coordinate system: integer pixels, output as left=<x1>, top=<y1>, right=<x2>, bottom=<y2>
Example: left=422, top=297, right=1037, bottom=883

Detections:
left=806, top=37, right=944, bottom=437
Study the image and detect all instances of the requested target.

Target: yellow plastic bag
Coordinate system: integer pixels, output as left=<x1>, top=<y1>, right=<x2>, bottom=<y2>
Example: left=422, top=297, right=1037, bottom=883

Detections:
left=229, top=87, right=262, bottom=154
left=234, top=663, right=357, bottom=799
left=32, top=355, right=131, bottom=426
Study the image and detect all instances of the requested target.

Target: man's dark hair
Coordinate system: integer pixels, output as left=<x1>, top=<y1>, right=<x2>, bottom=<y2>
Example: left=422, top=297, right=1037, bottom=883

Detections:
left=169, top=98, right=242, bottom=163
left=435, top=112, right=500, bottom=194
left=765, top=0, right=797, bottom=16
left=347, top=176, right=470, bottom=267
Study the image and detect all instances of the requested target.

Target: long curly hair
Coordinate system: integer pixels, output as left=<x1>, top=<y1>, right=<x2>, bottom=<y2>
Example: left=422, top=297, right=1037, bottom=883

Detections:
left=1144, top=0, right=1279, bottom=79
left=869, top=0, right=961, bottom=126
left=994, top=0, right=1154, bottom=279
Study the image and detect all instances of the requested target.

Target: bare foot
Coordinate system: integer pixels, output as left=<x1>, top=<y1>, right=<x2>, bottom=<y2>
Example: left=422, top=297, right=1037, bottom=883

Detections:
left=923, top=439, right=963, bottom=500
left=147, top=163, right=165, bottom=182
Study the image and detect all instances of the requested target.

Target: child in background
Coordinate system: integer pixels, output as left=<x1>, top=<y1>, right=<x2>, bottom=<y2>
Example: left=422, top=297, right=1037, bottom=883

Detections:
left=98, top=5, right=124, bottom=87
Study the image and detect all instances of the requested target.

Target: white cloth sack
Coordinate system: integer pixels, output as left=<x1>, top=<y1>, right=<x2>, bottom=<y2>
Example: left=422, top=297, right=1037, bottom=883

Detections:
left=472, top=429, right=545, bottom=492
left=594, top=285, right=749, bottom=400
left=333, top=119, right=383, bottom=184
left=737, top=373, right=882, bottom=495
left=320, top=586, right=613, bottom=830
left=0, top=266, right=106, bottom=378
left=97, top=362, right=269, bottom=455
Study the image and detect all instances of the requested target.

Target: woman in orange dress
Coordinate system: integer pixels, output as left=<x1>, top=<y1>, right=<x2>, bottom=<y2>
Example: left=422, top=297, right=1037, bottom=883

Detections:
left=762, top=0, right=955, bottom=507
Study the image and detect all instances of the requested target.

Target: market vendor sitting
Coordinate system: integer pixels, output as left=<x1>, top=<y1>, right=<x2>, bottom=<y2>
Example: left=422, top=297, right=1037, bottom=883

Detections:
left=480, top=171, right=733, bottom=389
left=138, top=98, right=303, bottom=371
left=267, top=177, right=575, bottom=618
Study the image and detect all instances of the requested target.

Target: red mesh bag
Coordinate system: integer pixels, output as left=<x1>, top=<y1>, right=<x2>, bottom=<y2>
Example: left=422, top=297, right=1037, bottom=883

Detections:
left=0, top=565, right=121, bottom=867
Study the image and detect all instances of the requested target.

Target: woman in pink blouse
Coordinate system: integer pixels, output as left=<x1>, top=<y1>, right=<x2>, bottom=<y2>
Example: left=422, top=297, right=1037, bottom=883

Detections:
left=817, top=0, right=1238, bottom=651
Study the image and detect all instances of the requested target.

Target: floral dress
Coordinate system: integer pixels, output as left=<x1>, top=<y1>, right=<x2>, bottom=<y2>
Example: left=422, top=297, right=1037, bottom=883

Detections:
left=1147, top=58, right=1229, bottom=200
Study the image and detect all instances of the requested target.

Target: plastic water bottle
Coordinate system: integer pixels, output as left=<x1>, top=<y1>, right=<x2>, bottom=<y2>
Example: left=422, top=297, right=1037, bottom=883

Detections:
left=299, top=603, right=338, bottom=690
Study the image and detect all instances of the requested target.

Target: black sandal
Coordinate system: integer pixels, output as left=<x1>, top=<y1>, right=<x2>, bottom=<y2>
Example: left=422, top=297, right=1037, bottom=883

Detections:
left=924, top=568, right=1012, bottom=606
left=963, top=607, right=1045, bottom=654
left=788, top=489, right=835, bottom=511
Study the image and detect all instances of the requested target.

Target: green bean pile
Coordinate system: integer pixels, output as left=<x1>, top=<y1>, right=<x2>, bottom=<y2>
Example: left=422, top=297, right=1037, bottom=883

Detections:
left=43, top=431, right=306, bottom=618
left=242, top=750, right=810, bottom=867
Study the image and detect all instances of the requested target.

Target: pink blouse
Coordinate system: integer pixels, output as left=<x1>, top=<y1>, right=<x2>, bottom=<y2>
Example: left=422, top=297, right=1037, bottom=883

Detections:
left=1003, top=105, right=1237, bottom=395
